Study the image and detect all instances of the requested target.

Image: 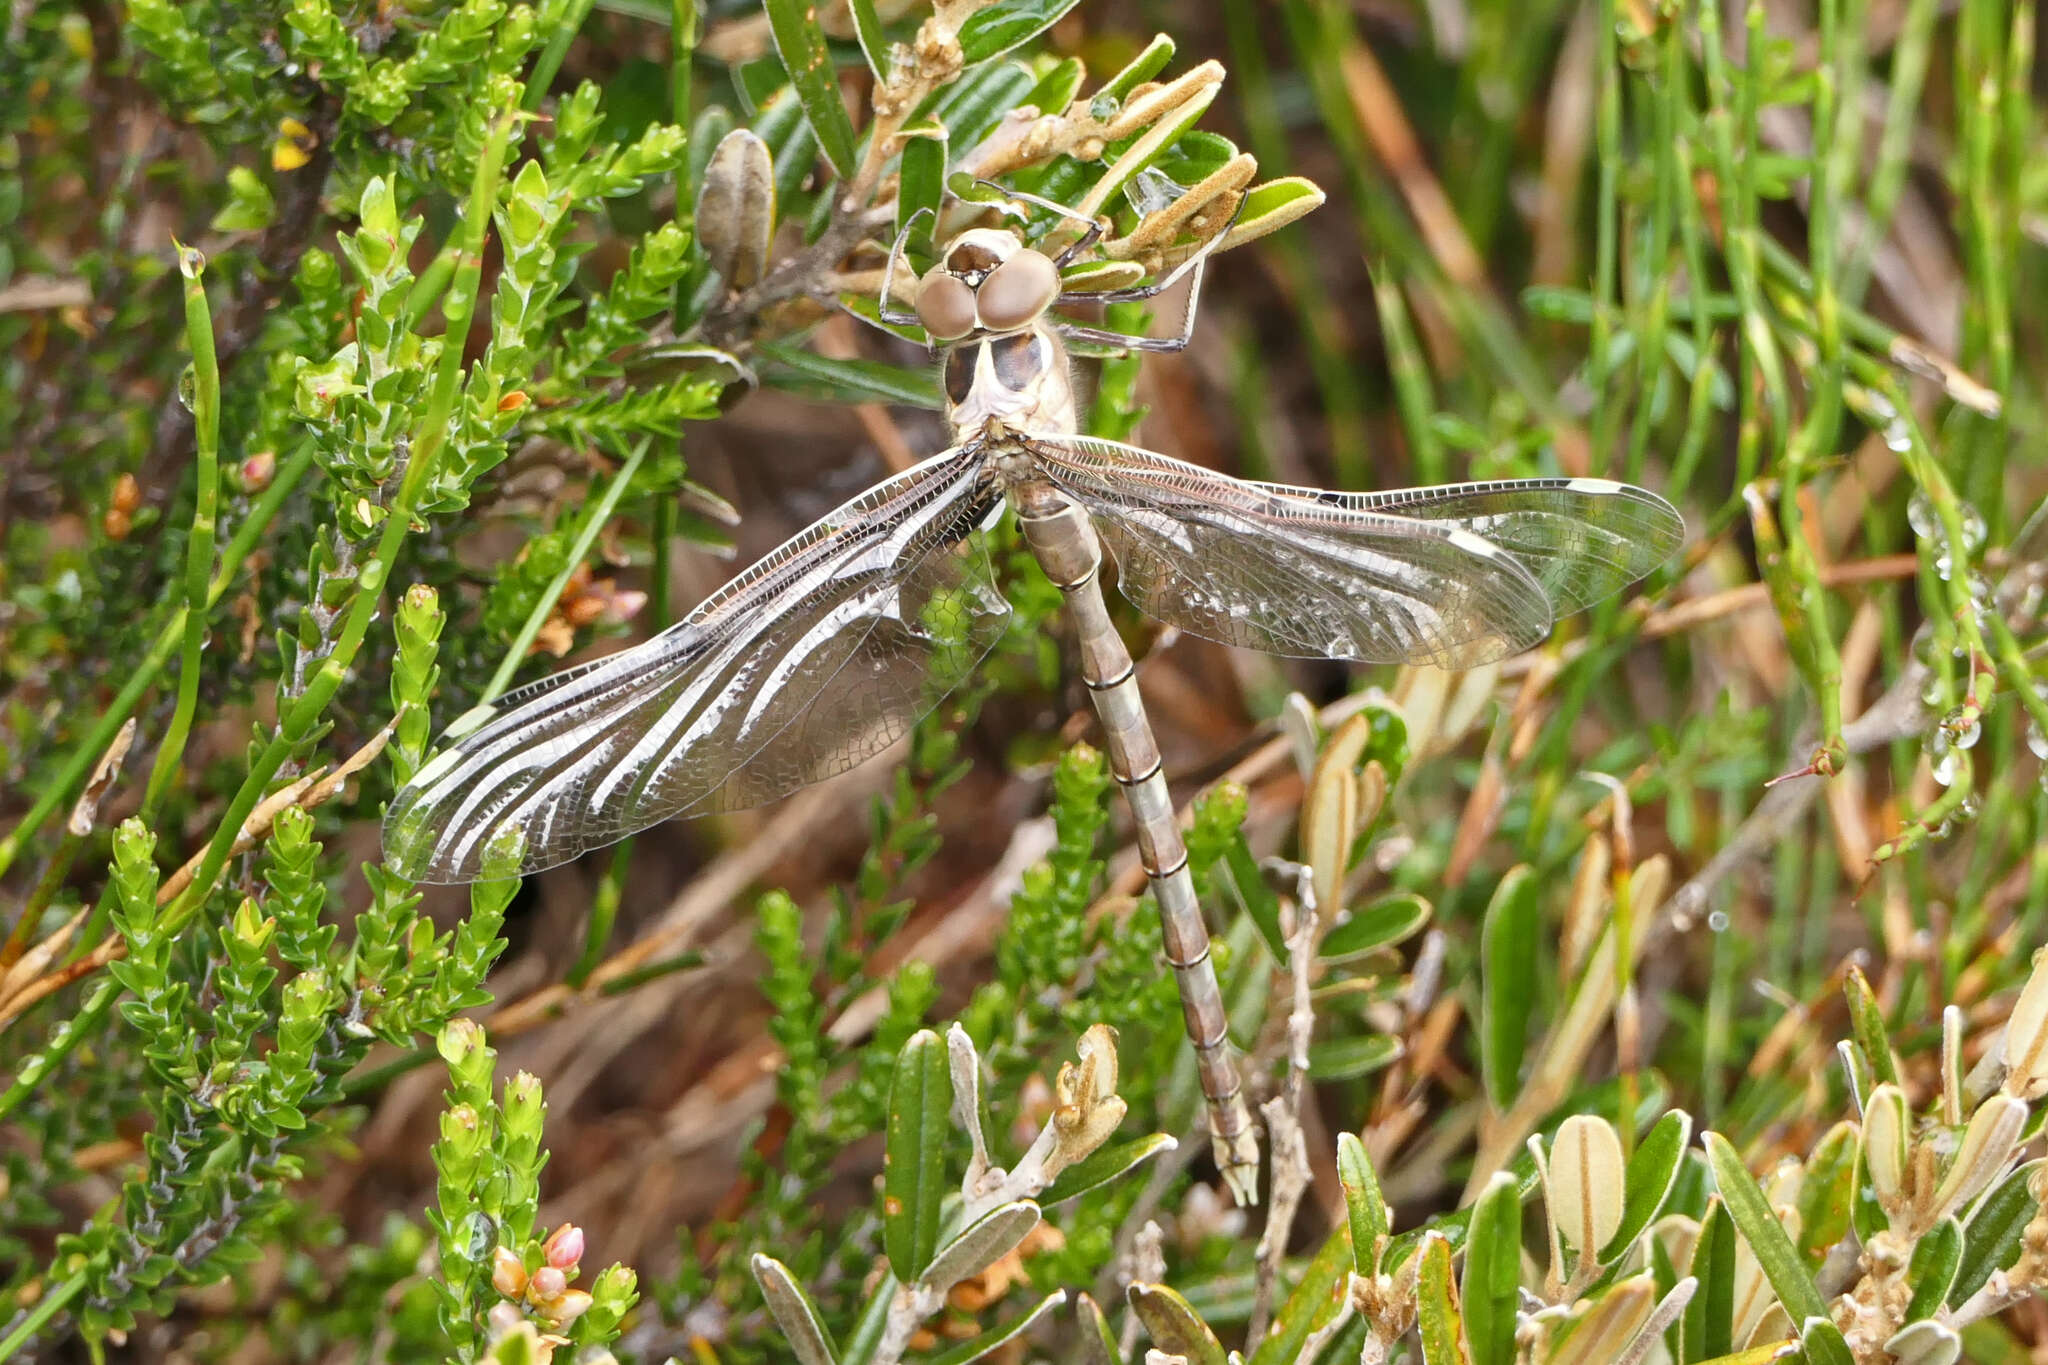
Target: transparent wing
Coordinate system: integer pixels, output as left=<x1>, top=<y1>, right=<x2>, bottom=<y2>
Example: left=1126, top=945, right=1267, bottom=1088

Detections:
left=1029, top=435, right=1676, bottom=668
left=383, top=445, right=1007, bottom=884
left=1306, top=476, right=1685, bottom=617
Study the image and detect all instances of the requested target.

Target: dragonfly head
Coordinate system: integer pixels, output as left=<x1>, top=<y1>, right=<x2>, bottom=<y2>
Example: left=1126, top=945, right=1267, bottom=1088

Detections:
left=915, top=228, right=1061, bottom=343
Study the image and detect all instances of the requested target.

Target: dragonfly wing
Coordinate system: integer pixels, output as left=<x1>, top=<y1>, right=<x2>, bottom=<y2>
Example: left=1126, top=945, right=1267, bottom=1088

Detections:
left=1028, top=435, right=1556, bottom=668
left=382, top=445, right=1007, bottom=884
left=1307, top=477, right=1684, bottom=617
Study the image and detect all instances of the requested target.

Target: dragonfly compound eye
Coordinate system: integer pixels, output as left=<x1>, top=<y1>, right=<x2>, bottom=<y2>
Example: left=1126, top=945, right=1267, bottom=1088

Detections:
left=916, top=272, right=978, bottom=342
left=975, top=250, right=1059, bottom=333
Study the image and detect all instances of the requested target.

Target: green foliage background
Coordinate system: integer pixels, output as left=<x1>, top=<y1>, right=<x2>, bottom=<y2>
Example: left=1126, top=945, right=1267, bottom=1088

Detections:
left=2, top=0, right=2047, bottom=1360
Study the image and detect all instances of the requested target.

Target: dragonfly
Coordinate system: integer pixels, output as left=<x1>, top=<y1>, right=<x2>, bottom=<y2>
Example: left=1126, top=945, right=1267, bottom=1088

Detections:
left=382, top=192, right=1685, bottom=1206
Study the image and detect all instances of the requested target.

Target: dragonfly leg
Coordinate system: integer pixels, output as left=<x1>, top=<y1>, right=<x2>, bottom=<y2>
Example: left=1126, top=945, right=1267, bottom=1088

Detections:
left=875, top=211, right=932, bottom=330
left=1015, top=495, right=1263, bottom=1205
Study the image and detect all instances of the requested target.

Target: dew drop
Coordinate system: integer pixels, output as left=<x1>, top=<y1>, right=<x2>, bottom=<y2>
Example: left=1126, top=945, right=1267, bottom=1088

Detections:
left=1907, top=491, right=1938, bottom=538
left=1959, top=504, right=1987, bottom=553
left=2026, top=720, right=2048, bottom=762
left=1707, top=909, right=1731, bottom=933
left=1931, top=747, right=1960, bottom=787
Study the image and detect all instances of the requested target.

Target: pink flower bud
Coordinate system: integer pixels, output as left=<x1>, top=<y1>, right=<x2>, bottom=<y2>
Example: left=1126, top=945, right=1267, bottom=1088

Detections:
left=541, top=1223, right=585, bottom=1271
left=527, top=1265, right=568, bottom=1304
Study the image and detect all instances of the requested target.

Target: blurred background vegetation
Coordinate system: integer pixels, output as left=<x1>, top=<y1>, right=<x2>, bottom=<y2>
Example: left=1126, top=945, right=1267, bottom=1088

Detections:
left=2, top=0, right=2047, bottom=1360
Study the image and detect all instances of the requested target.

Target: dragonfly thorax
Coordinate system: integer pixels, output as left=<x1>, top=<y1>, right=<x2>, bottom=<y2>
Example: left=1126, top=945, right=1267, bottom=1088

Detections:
left=915, top=228, right=1062, bottom=343
left=943, top=322, right=1076, bottom=440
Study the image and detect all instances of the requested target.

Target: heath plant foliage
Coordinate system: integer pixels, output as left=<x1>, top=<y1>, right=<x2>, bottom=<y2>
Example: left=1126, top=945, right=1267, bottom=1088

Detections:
left=4, top=0, right=2048, bottom=1361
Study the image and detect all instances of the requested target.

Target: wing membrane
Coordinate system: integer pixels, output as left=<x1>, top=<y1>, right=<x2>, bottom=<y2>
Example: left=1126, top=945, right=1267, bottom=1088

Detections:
left=1308, top=477, right=1684, bottom=616
left=1029, top=436, right=1677, bottom=668
left=383, top=445, right=1006, bottom=884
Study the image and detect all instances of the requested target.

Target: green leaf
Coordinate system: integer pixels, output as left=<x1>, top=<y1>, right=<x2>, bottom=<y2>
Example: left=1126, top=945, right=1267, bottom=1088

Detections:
left=897, top=120, right=946, bottom=259
left=883, top=1029, right=949, bottom=1279
left=1094, top=32, right=1175, bottom=103
left=1022, top=55, right=1086, bottom=117
left=1601, top=1110, right=1692, bottom=1264
left=1248, top=1226, right=1352, bottom=1365
left=927, top=1290, right=1069, bottom=1365
left=1793, top=1120, right=1858, bottom=1267
left=1951, top=1158, right=2042, bottom=1306
left=848, top=0, right=889, bottom=80
left=1040, top=1133, right=1176, bottom=1207
left=956, top=0, right=1084, bottom=65
left=1681, top=1199, right=1735, bottom=1363
left=1074, top=1293, right=1125, bottom=1365
left=1306, top=1033, right=1402, bottom=1081
left=1461, top=1173, right=1522, bottom=1365
left=1799, top=1314, right=1855, bottom=1365
left=211, top=166, right=276, bottom=232
left=922, top=1200, right=1040, bottom=1290
left=1212, top=833, right=1285, bottom=961
left=763, top=0, right=856, bottom=177
left=1703, top=1133, right=1828, bottom=1324
left=756, top=341, right=943, bottom=408
left=1843, top=966, right=1900, bottom=1087
left=1337, top=1132, right=1389, bottom=1275
left=1127, top=1282, right=1225, bottom=1365
left=1904, top=1216, right=1963, bottom=1322
left=1222, top=176, right=1326, bottom=248
left=1416, top=1235, right=1471, bottom=1365
left=751, top=1254, right=840, bottom=1365
left=1321, top=891, right=1431, bottom=959
left=1480, top=867, right=1542, bottom=1108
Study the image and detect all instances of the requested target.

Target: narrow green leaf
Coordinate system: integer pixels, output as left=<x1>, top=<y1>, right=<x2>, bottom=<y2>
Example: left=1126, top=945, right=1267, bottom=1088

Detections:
left=1601, top=1110, right=1692, bottom=1263
left=897, top=121, right=946, bottom=259
left=1703, top=1133, right=1828, bottom=1324
left=1480, top=866, right=1542, bottom=1109
left=1904, top=1216, right=1963, bottom=1322
left=1074, top=1293, right=1124, bottom=1365
left=956, top=0, right=1084, bottom=65
left=1095, top=32, right=1174, bottom=102
left=1951, top=1158, right=2043, bottom=1306
left=847, top=0, right=888, bottom=80
left=1416, top=1235, right=1472, bottom=1365
left=1306, top=1033, right=1402, bottom=1081
left=756, top=341, right=943, bottom=409
left=1040, top=1133, right=1176, bottom=1207
left=1337, top=1132, right=1389, bottom=1275
left=1320, top=892, right=1431, bottom=960
left=921, top=1200, right=1039, bottom=1290
left=751, top=1254, right=840, bottom=1365
left=1222, top=177, right=1328, bottom=249
left=1799, top=1314, right=1856, bottom=1365
left=1214, top=834, right=1285, bottom=961
left=1248, top=1226, right=1352, bottom=1365
left=836, top=292, right=930, bottom=345
left=1127, top=1282, right=1226, bottom=1365
left=926, top=1291, right=1068, bottom=1365
left=883, top=1029, right=949, bottom=1279
left=1022, top=55, right=1086, bottom=117
left=1681, top=1200, right=1735, bottom=1363
left=1056, top=258, right=1147, bottom=292
left=932, top=58, right=1036, bottom=147
left=1843, top=965, right=1900, bottom=1086
left=1793, top=1121, right=1858, bottom=1267
left=763, top=0, right=857, bottom=177
left=754, top=88, right=823, bottom=212
left=1461, top=1173, right=1521, bottom=1365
